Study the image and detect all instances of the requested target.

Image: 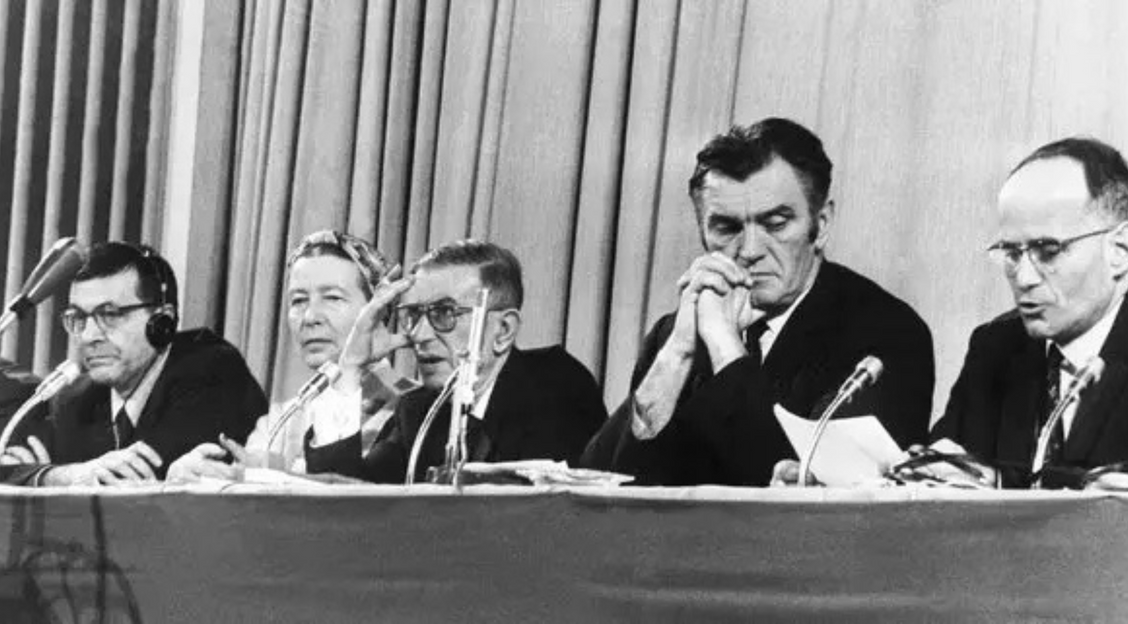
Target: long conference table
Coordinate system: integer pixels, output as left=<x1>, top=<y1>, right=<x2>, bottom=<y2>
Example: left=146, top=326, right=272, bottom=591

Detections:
left=0, top=482, right=1125, bottom=623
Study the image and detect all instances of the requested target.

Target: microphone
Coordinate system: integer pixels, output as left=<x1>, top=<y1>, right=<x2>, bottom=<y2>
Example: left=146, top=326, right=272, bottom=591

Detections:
left=405, top=367, right=461, bottom=485
left=32, top=360, right=83, bottom=403
left=441, top=288, right=490, bottom=487
left=797, top=355, right=884, bottom=487
left=0, top=238, right=86, bottom=336
left=1032, top=355, right=1105, bottom=487
left=0, top=360, right=82, bottom=455
left=266, top=361, right=343, bottom=451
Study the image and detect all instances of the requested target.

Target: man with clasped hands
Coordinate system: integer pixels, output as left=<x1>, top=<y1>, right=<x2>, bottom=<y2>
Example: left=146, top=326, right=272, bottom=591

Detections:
left=582, top=118, right=935, bottom=486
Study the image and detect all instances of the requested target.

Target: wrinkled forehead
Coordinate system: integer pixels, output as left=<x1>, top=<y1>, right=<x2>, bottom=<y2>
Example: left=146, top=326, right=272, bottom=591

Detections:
left=69, top=268, right=143, bottom=308
left=403, top=264, right=483, bottom=305
left=696, top=162, right=813, bottom=220
left=287, top=255, right=366, bottom=294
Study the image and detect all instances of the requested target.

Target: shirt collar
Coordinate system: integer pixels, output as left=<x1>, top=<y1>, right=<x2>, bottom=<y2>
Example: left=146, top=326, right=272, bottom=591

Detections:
left=110, top=348, right=171, bottom=425
left=469, top=351, right=509, bottom=421
left=1053, top=294, right=1125, bottom=372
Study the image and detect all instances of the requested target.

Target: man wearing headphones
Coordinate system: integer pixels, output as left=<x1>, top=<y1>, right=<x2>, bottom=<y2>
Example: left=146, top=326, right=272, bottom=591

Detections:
left=1, top=242, right=267, bottom=486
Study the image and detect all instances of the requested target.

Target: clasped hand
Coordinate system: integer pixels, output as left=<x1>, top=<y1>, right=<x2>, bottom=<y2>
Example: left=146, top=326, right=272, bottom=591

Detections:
left=667, top=252, right=758, bottom=370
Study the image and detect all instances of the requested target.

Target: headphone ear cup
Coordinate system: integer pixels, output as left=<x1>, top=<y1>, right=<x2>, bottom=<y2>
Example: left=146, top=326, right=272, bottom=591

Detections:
left=145, top=311, right=177, bottom=350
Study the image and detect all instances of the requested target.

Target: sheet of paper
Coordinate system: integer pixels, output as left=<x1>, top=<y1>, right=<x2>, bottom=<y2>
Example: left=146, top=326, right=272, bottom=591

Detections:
left=774, top=404, right=904, bottom=487
left=462, top=460, right=634, bottom=486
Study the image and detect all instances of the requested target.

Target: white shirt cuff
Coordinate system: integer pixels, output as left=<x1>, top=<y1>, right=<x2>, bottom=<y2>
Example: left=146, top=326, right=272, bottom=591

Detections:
left=309, top=385, right=364, bottom=448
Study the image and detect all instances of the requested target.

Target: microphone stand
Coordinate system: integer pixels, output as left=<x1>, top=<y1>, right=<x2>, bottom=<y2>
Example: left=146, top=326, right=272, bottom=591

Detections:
left=1031, top=356, right=1104, bottom=489
left=435, top=288, right=490, bottom=490
left=797, top=356, right=883, bottom=487
left=265, top=361, right=343, bottom=464
left=405, top=370, right=460, bottom=485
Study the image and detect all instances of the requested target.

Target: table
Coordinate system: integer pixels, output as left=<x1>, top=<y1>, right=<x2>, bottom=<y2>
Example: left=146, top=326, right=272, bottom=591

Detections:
left=0, top=483, right=1124, bottom=622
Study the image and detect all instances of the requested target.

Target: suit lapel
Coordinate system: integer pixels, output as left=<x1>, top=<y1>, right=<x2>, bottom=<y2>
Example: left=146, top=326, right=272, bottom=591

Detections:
left=131, top=348, right=175, bottom=435
left=995, top=339, right=1044, bottom=466
left=763, top=263, right=836, bottom=379
left=474, top=350, right=524, bottom=462
left=1064, top=298, right=1128, bottom=460
left=1065, top=360, right=1128, bottom=460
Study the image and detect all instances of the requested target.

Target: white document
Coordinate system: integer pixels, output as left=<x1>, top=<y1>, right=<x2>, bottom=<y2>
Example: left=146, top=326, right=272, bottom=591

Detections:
left=774, top=404, right=904, bottom=487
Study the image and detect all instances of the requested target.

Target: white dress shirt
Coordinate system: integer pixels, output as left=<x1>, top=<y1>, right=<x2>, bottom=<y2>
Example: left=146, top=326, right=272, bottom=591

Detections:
left=109, top=348, right=171, bottom=428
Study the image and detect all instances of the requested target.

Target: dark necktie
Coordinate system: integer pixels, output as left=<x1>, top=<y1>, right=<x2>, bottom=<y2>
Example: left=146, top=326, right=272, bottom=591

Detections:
left=1041, top=345, right=1066, bottom=466
left=115, top=406, right=134, bottom=448
left=745, top=319, right=771, bottom=364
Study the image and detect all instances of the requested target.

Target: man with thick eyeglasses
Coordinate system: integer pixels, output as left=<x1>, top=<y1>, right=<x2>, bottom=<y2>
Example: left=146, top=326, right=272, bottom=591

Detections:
left=931, top=137, right=1128, bottom=488
left=0, top=242, right=266, bottom=486
left=303, top=239, right=608, bottom=483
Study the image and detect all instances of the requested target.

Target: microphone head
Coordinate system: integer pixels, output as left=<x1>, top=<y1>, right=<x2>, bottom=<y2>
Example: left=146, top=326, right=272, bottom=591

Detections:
left=318, top=360, right=342, bottom=384
left=1079, top=356, right=1105, bottom=387
left=56, top=360, right=82, bottom=385
left=34, top=360, right=82, bottom=401
left=857, top=355, right=884, bottom=386
left=14, top=238, right=87, bottom=313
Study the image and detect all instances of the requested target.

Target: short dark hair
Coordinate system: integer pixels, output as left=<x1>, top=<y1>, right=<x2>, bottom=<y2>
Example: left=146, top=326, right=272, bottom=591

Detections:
left=688, top=118, right=833, bottom=215
left=1011, top=137, right=1128, bottom=221
left=74, top=242, right=179, bottom=316
left=287, top=230, right=391, bottom=297
left=412, top=240, right=524, bottom=310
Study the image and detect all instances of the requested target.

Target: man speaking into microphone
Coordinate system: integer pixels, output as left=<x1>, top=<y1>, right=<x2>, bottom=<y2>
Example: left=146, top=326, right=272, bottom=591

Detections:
left=0, top=242, right=266, bottom=486
left=931, top=138, right=1128, bottom=489
left=581, top=118, right=935, bottom=486
left=303, top=240, right=608, bottom=483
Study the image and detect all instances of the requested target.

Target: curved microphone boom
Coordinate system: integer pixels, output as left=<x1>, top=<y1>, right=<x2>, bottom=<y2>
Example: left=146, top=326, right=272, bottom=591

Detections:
left=1032, top=356, right=1105, bottom=487
left=0, top=360, right=82, bottom=455
left=797, top=355, right=884, bottom=487
left=442, top=288, right=490, bottom=487
left=266, top=361, right=343, bottom=451
left=0, top=238, right=86, bottom=336
left=405, top=369, right=461, bottom=485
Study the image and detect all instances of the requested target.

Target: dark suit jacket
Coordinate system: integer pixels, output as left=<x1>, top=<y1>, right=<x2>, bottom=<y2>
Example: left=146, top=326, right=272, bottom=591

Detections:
left=580, top=261, right=935, bottom=486
left=931, top=301, right=1128, bottom=488
left=0, top=359, right=38, bottom=427
left=2, top=328, right=267, bottom=484
left=305, top=346, right=609, bottom=483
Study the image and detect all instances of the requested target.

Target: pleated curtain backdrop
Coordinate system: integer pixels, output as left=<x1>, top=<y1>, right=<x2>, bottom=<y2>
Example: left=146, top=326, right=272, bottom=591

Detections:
left=172, top=0, right=1128, bottom=415
left=0, top=0, right=174, bottom=375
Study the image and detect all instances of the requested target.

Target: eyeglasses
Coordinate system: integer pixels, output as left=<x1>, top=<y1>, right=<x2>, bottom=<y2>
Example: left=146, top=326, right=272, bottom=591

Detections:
left=395, top=301, right=474, bottom=334
left=60, top=302, right=156, bottom=336
left=986, top=227, right=1114, bottom=274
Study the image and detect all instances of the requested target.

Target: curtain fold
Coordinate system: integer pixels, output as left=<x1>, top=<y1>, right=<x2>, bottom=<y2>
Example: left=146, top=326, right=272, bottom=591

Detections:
left=0, top=0, right=171, bottom=374
left=187, top=0, right=1128, bottom=415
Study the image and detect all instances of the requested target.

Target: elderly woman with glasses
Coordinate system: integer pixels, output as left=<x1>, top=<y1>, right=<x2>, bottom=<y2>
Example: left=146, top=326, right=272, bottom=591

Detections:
left=167, top=231, right=412, bottom=481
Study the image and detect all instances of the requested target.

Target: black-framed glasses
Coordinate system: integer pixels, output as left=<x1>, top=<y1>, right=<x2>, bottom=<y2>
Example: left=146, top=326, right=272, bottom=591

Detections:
left=60, top=302, right=157, bottom=336
left=395, top=301, right=474, bottom=334
left=986, top=227, right=1113, bottom=274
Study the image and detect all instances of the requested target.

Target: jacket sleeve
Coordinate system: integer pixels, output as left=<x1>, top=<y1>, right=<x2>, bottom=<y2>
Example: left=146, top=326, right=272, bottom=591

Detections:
left=142, top=344, right=267, bottom=478
left=305, top=409, right=412, bottom=484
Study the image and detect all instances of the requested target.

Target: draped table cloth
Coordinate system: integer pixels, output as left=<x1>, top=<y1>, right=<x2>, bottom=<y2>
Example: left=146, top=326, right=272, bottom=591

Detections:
left=0, top=483, right=1122, bottom=622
